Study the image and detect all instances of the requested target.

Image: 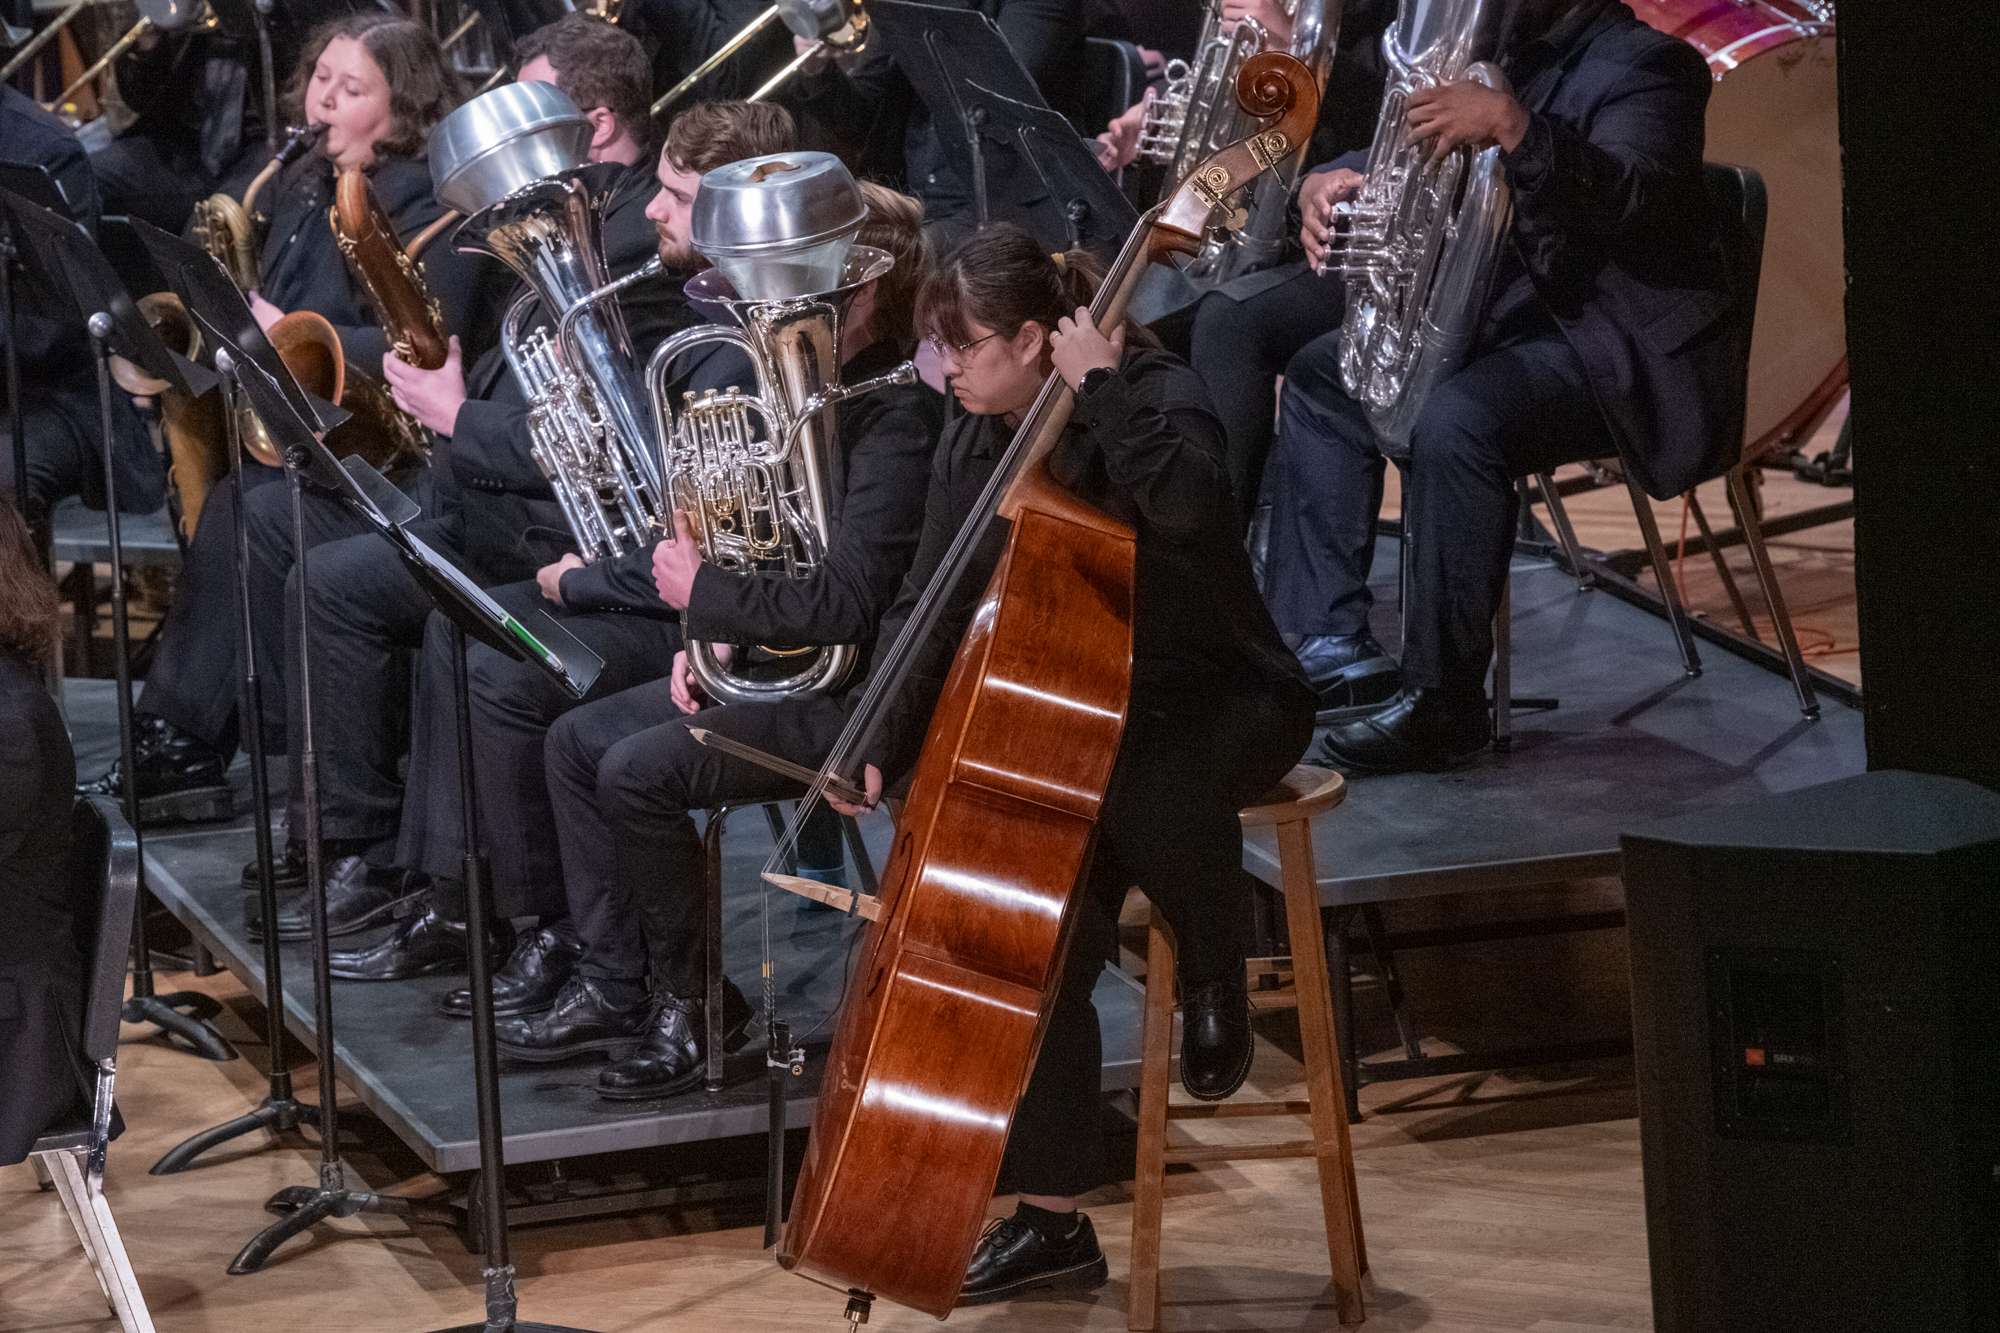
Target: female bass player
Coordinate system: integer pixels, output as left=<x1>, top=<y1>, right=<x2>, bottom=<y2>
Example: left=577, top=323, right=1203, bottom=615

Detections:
left=83, top=13, right=489, bottom=824
left=831, top=223, right=1317, bottom=1306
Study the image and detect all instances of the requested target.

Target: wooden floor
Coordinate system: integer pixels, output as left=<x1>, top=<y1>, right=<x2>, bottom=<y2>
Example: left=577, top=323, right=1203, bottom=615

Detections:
left=2, top=882, right=1650, bottom=1333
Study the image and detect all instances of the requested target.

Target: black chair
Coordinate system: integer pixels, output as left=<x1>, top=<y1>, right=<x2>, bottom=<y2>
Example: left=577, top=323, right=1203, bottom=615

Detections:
left=28, top=796, right=158, bottom=1333
left=1083, top=37, right=1148, bottom=138
left=1525, top=162, right=1820, bottom=720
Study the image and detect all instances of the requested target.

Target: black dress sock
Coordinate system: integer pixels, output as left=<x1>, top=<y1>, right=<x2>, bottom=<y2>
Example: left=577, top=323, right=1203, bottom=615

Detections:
left=1015, top=1200, right=1080, bottom=1239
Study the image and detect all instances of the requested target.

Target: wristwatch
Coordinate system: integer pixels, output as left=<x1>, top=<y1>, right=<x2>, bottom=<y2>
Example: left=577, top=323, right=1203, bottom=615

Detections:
left=1078, top=366, right=1115, bottom=397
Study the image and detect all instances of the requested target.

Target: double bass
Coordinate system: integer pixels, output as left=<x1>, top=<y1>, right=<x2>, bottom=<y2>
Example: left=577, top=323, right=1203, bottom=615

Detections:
left=772, top=53, right=1322, bottom=1319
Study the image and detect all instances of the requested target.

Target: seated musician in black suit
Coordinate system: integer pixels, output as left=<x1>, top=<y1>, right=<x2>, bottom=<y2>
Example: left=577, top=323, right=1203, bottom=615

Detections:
left=239, top=99, right=796, bottom=946
left=0, top=502, right=97, bottom=1167
left=0, top=85, right=166, bottom=530
left=328, top=180, right=940, bottom=992
left=828, top=226, right=1314, bottom=1305
left=1263, top=0, right=1741, bottom=771
left=82, top=13, right=483, bottom=823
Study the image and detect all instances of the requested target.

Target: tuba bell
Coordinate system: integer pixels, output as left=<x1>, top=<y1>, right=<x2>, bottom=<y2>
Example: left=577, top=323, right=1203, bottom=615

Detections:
left=1328, top=0, right=1513, bottom=449
left=646, top=153, right=917, bottom=706
left=433, top=81, right=668, bottom=559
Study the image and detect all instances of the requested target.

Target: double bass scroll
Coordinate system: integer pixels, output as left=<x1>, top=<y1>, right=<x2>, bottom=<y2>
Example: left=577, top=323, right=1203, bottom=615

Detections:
left=772, top=52, right=1321, bottom=1321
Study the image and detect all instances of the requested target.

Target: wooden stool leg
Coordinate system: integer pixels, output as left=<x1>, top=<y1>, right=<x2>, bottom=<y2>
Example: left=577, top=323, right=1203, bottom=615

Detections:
left=1278, top=816, right=1368, bottom=1323
left=1127, top=909, right=1177, bottom=1331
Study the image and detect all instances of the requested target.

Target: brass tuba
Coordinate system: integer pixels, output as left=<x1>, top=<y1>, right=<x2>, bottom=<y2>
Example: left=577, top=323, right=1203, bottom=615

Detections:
left=1328, top=0, right=1513, bottom=448
left=646, top=153, right=916, bottom=706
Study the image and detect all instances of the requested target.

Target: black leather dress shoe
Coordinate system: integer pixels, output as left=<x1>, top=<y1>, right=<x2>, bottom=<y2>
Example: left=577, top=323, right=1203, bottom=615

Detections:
left=957, top=1212, right=1108, bottom=1307
left=597, top=978, right=754, bottom=1101
left=327, top=905, right=501, bottom=981
left=1295, top=634, right=1401, bottom=712
left=245, top=855, right=421, bottom=942
left=1179, top=978, right=1255, bottom=1101
left=493, top=976, right=651, bottom=1063
left=242, top=839, right=309, bottom=894
left=1316, top=687, right=1491, bottom=773
left=440, top=924, right=582, bottom=1018
left=77, top=714, right=233, bottom=825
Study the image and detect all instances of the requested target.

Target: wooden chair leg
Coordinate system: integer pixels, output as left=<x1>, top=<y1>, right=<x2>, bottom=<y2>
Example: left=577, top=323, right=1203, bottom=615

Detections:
left=1726, top=464, right=1821, bottom=718
left=1127, top=910, right=1177, bottom=1331
left=702, top=809, right=730, bottom=1093
left=1277, top=819, right=1368, bottom=1322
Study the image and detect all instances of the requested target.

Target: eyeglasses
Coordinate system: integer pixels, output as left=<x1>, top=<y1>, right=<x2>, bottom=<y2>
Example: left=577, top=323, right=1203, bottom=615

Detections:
left=926, top=330, right=1002, bottom=361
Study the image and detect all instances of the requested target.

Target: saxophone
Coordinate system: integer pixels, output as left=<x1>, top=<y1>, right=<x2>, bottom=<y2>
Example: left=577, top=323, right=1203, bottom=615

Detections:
left=1329, top=0, right=1513, bottom=448
left=190, top=122, right=325, bottom=292
left=1137, top=0, right=1338, bottom=286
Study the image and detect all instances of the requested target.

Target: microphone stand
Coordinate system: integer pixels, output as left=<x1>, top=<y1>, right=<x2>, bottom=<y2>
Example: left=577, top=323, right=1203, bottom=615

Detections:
left=253, top=0, right=278, bottom=160
left=87, top=309, right=238, bottom=1063
left=151, top=347, right=319, bottom=1174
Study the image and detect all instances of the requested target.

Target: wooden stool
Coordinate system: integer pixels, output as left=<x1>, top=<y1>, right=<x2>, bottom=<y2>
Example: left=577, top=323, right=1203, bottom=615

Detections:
left=1128, top=765, right=1367, bottom=1328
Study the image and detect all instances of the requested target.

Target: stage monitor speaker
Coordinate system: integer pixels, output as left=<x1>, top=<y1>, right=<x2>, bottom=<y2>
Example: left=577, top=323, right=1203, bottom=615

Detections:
left=1621, top=769, right=2000, bottom=1333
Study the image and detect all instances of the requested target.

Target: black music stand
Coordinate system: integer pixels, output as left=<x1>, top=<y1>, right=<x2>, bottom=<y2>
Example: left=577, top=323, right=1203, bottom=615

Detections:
left=963, top=80, right=1138, bottom=257
left=217, top=358, right=606, bottom=1333
left=869, top=0, right=1132, bottom=255
left=0, top=187, right=238, bottom=1066
left=127, top=216, right=340, bottom=1175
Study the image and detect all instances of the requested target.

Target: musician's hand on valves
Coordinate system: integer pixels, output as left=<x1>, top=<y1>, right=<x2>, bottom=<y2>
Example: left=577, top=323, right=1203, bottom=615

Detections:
left=827, top=763, right=883, bottom=818
left=537, top=553, right=584, bottom=606
left=651, top=510, right=704, bottom=610
left=1405, top=79, right=1531, bottom=168
left=1301, top=167, right=1364, bottom=273
left=246, top=291, right=284, bottom=333
left=1096, top=96, right=1148, bottom=172
left=1220, top=0, right=1292, bottom=46
left=382, top=334, right=466, bottom=436
left=1050, top=307, right=1123, bottom=390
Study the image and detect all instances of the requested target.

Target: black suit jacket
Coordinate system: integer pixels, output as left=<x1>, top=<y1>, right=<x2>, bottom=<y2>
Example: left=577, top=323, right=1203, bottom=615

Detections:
left=863, top=348, right=1310, bottom=782
left=0, top=649, right=93, bottom=1166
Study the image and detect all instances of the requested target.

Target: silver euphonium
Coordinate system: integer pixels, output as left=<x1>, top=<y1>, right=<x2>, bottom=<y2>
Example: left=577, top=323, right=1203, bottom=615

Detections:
left=431, top=83, right=666, bottom=558
left=647, top=253, right=915, bottom=705
left=1330, top=0, right=1513, bottom=448
left=646, top=152, right=916, bottom=707
left=1138, top=0, right=1338, bottom=287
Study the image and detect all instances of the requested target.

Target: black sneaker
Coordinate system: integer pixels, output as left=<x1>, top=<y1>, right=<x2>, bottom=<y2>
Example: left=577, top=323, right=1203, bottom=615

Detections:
left=957, top=1211, right=1108, bottom=1307
left=78, top=714, right=233, bottom=825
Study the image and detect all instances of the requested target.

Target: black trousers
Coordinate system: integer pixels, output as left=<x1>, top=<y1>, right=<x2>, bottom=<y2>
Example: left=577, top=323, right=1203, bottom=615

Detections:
left=394, top=580, right=683, bottom=920
left=135, top=459, right=288, bottom=755
left=1187, top=263, right=1348, bottom=531
left=1263, top=329, right=1615, bottom=698
left=1000, top=681, right=1315, bottom=1198
left=1, top=391, right=164, bottom=523
left=545, top=684, right=851, bottom=996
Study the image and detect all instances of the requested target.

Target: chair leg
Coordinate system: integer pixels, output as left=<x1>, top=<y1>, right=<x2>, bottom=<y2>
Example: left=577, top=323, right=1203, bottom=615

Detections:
left=1127, top=911, right=1177, bottom=1332
left=43, top=1149, right=157, bottom=1333
left=1619, top=461, right=1703, bottom=676
left=40, top=1149, right=109, bottom=1302
left=1534, top=471, right=1593, bottom=592
left=703, top=809, right=731, bottom=1093
left=1726, top=464, right=1821, bottom=718
left=1277, top=820, right=1368, bottom=1320
left=1685, top=490, right=1760, bottom=639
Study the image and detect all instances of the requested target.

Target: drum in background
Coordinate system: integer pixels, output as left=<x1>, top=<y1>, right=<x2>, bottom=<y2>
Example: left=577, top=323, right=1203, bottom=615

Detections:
left=1633, top=0, right=1843, bottom=456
